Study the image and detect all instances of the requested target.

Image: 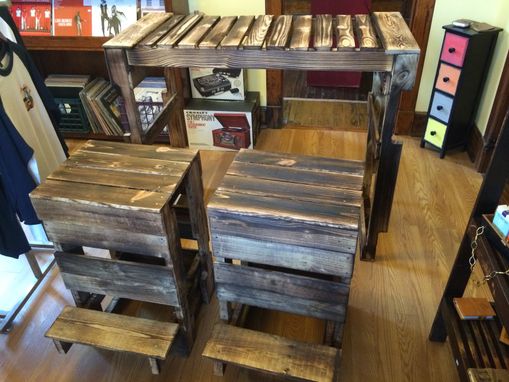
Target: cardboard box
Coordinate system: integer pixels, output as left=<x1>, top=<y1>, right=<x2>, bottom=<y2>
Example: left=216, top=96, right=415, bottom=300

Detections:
left=189, top=68, right=247, bottom=101
left=184, top=92, right=260, bottom=151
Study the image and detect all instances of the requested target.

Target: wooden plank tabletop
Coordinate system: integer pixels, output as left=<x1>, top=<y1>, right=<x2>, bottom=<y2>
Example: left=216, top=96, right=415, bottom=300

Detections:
left=220, top=16, right=255, bottom=49
left=372, top=12, right=420, bottom=54
left=288, top=15, right=312, bottom=51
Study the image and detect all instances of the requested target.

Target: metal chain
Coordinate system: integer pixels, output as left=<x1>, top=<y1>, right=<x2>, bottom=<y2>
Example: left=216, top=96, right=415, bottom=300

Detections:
left=469, top=225, right=509, bottom=286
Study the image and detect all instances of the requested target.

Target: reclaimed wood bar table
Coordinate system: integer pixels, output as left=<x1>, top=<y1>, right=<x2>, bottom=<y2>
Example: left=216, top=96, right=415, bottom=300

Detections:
left=29, top=140, right=213, bottom=374
left=102, top=11, right=420, bottom=261
left=203, top=149, right=363, bottom=381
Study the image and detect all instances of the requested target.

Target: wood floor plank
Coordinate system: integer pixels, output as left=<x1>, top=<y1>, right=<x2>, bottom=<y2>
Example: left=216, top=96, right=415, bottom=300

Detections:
left=46, top=306, right=178, bottom=359
left=203, top=324, right=337, bottom=382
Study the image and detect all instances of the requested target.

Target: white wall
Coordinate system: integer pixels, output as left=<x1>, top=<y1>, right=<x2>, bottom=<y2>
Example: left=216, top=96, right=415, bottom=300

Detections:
left=187, top=0, right=267, bottom=106
left=416, top=0, right=509, bottom=134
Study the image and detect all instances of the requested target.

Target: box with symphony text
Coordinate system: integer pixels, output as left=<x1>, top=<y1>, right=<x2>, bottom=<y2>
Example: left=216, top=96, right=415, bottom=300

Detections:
left=184, top=92, right=260, bottom=151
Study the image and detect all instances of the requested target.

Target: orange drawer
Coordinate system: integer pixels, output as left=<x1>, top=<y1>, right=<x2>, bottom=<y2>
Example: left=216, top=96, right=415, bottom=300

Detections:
left=441, top=32, right=469, bottom=67
left=435, top=63, right=461, bottom=96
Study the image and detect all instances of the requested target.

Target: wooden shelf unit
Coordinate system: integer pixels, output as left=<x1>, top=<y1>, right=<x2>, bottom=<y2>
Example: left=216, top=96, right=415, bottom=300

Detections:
left=429, top=109, right=509, bottom=381
left=102, top=11, right=420, bottom=261
left=24, top=36, right=109, bottom=52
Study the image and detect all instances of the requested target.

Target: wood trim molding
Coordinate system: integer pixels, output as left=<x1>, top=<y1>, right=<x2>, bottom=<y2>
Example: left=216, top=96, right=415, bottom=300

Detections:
left=467, top=124, right=483, bottom=164
left=396, top=0, right=436, bottom=135
left=475, top=51, right=509, bottom=173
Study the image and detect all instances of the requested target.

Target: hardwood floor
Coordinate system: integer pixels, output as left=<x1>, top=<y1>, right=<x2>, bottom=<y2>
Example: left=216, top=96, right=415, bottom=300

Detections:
left=0, top=128, right=487, bottom=382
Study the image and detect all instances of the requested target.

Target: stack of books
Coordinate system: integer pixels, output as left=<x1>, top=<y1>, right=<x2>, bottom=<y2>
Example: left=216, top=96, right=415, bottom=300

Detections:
left=79, top=78, right=124, bottom=136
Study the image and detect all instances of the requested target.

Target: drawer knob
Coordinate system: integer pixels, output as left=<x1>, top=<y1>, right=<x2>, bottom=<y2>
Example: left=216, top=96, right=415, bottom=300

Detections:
left=448, top=47, right=456, bottom=53
left=430, top=131, right=437, bottom=136
left=437, top=105, right=444, bottom=111
left=443, top=77, right=450, bottom=83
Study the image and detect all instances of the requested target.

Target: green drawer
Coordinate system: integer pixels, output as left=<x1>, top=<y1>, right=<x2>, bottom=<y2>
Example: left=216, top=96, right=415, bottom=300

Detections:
left=424, top=118, right=447, bottom=149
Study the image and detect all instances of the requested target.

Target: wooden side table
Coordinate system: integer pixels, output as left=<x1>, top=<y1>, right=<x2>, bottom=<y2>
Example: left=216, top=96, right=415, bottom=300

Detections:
left=203, top=149, right=363, bottom=381
left=29, top=140, right=213, bottom=373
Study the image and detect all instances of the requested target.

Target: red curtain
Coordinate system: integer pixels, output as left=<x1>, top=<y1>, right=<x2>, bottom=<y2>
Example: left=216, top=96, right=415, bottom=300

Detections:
left=307, top=0, right=371, bottom=88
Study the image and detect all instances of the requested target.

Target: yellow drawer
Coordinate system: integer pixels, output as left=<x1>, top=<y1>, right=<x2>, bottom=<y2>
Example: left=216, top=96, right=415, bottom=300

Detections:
left=424, top=118, right=447, bottom=148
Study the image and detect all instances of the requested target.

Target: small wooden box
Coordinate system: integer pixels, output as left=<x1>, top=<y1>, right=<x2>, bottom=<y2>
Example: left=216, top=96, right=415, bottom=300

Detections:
left=208, top=149, right=363, bottom=330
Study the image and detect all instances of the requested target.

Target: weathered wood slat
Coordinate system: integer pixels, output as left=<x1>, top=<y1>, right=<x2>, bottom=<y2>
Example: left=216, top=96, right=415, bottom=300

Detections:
left=48, top=165, right=182, bottom=194
left=31, top=179, right=167, bottom=211
left=288, top=15, right=312, bottom=51
left=32, top=198, right=165, bottom=236
left=139, top=15, right=185, bottom=47
left=218, top=174, right=362, bottom=207
left=336, top=15, right=356, bottom=50
left=81, top=140, right=197, bottom=163
left=66, top=151, right=189, bottom=176
left=209, top=189, right=360, bottom=230
left=214, top=263, right=348, bottom=321
left=313, top=14, right=333, bottom=51
left=199, top=16, right=237, bottom=49
left=55, top=252, right=178, bottom=306
left=203, top=324, right=337, bottom=382
left=127, top=47, right=393, bottom=71
left=372, top=12, right=420, bottom=54
left=242, top=15, right=273, bottom=49
left=266, top=15, right=292, bottom=50
left=227, top=161, right=363, bottom=192
left=211, top=234, right=354, bottom=278
left=235, top=149, right=364, bottom=176
left=208, top=210, right=358, bottom=254
left=178, top=16, right=219, bottom=49
left=220, top=16, right=255, bottom=49
left=355, top=14, right=380, bottom=49
left=44, top=221, right=169, bottom=257
left=103, top=12, right=172, bottom=48
left=46, top=306, right=178, bottom=359
left=157, top=14, right=203, bottom=47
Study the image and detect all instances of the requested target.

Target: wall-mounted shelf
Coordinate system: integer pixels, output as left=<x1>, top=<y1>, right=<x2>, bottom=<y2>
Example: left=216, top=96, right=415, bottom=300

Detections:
left=24, top=36, right=109, bottom=52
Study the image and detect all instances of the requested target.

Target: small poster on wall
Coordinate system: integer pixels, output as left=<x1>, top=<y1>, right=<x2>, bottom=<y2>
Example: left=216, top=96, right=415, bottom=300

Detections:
left=10, top=0, right=52, bottom=36
left=91, top=0, right=136, bottom=37
left=53, top=0, right=92, bottom=36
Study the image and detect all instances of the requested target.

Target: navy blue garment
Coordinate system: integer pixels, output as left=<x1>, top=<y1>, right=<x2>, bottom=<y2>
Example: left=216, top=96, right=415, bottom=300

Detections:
left=0, top=98, right=40, bottom=225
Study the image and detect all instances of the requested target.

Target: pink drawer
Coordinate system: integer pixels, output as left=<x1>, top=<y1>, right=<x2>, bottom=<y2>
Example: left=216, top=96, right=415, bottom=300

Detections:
left=435, top=63, right=461, bottom=96
left=441, top=32, right=469, bottom=67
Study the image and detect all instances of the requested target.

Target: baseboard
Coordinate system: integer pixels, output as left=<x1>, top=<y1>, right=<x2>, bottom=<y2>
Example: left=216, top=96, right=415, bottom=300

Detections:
left=410, top=112, right=427, bottom=137
left=467, top=124, right=483, bottom=165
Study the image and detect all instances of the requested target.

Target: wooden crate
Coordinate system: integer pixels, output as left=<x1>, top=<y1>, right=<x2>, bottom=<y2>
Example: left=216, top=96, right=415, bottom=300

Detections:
left=204, top=149, right=363, bottom=381
left=30, top=140, right=213, bottom=367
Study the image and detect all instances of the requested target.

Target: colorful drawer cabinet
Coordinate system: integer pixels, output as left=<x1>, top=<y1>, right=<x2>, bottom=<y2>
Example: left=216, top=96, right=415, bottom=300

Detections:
left=421, top=23, right=501, bottom=158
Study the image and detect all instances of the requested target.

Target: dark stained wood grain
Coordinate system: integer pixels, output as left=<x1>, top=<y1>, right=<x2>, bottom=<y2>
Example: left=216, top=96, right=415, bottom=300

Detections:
left=208, top=209, right=358, bottom=254
left=235, top=149, right=364, bottom=175
left=127, top=46, right=394, bottom=71
left=313, top=14, right=333, bottom=51
left=48, top=165, right=181, bottom=194
left=214, top=263, right=349, bottom=321
left=355, top=14, right=380, bottom=49
left=139, top=15, right=185, bottom=47
left=46, top=306, right=178, bottom=359
left=65, top=150, right=189, bottom=176
left=288, top=15, right=312, bottom=51
left=211, top=234, right=354, bottom=278
left=242, top=15, right=273, bottom=49
left=372, top=12, right=420, bottom=54
left=336, top=15, right=356, bottom=50
left=266, top=15, right=292, bottom=50
left=209, top=188, right=360, bottom=230
left=199, top=16, right=237, bottom=49
left=226, top=161, right=363, bottom=192
left=142, top=93, right=177, bottom=144
left=220, top=16, right=255, bottom=49
left=177, top=16, right=219, bottom=49
left=80, top=140, right=197, bottom=163
left=218, top=174, right=362, bottom=207
left=103, top=12, right=172, bottom=48
left=203, top=324, right=337, bottom=382
left=55, top=252, right=178, bottom=306
left=157, top=14, right=202, bottom=47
